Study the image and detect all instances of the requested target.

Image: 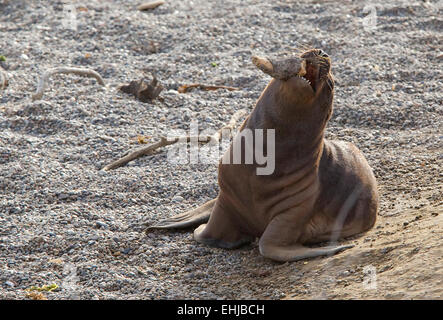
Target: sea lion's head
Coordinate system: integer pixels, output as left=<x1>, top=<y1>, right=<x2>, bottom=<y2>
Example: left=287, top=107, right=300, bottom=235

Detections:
left=252, top=49, right=334, bottom=112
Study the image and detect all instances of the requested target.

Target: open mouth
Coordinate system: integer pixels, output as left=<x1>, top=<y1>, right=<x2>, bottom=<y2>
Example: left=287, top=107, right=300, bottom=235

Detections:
left=251, top=53, right=326, bottom=94
left=296, top=60, right=318, bottom=92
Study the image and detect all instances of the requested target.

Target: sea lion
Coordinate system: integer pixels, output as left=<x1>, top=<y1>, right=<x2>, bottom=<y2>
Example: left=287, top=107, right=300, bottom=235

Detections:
left=147, top=49, right=379, bottom=262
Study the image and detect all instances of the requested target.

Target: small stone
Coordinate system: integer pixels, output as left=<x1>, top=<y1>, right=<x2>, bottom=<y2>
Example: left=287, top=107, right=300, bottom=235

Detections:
left=340, top=270, right=350, bottom=277
left=49, top=258, right=63, bottom=265
left=31, top=236, right=45, bottom=244
left=138, top=1, right=165, bottom=11
left=172, top=195, right=184, bottom=202
left=58, top=193, right=69, bottom=200
left=95, top=221, right=108, bottom=229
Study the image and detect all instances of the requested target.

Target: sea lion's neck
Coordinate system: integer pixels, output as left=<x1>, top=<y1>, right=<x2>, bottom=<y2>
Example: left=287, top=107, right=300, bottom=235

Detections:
left=246, top=79, right=332, bottom=174
left=252, top=80, right=329, bottom=142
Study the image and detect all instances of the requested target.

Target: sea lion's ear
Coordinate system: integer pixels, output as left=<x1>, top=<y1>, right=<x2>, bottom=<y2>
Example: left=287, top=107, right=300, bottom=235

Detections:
left=252, top=55, right=306, bottom=81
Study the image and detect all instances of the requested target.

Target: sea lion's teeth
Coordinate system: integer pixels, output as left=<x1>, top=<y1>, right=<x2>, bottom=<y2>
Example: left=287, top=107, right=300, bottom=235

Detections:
left=296, top=75, right=312, bottom=86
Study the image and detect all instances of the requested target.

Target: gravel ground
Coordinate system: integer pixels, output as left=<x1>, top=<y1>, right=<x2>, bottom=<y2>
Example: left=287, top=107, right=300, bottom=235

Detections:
left=0, top=0, right=442, bottom=299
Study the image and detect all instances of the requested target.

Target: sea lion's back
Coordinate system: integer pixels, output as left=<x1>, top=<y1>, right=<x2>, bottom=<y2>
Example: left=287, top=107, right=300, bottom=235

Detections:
left=316, top=139, right=378, bottom=227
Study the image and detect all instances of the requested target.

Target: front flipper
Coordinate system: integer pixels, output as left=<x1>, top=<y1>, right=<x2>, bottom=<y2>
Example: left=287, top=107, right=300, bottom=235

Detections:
left=146, top=198, right=216, bottom=230
left=194, top=223, right=254, bottom=249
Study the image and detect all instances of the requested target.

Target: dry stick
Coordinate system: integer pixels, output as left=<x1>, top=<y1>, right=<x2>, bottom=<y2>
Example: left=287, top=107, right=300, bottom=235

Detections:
left=32, top=67, right=105, bottom=101
left=102, top=137, right=179, bottom=171
left=102, top=109, right=247, bottom=171
left=178, top=83, right=238, bottom=93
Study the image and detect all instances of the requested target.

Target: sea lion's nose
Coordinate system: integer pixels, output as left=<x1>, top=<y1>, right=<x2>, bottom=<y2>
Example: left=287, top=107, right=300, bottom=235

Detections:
left=252, top=55, right=306, bottom=80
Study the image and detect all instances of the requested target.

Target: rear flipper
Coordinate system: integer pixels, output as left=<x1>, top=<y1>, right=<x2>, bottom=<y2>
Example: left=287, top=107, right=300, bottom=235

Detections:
left=259, top=241, right=354, bottom=262
left=145, top=198, right=216, bottom=230
left=258, top=206, right=354, bottom=262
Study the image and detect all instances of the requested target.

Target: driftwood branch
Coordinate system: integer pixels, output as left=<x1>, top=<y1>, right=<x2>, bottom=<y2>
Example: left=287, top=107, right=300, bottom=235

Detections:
left=32, top=67, right=105, bottom=101
left=178, top=83, right=238, bottom=93
left=102, top=109, right=247, bottom=171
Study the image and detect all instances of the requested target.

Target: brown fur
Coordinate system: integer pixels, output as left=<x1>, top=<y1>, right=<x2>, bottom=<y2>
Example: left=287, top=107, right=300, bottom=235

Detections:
left=149, top=49, right=379, bottom=262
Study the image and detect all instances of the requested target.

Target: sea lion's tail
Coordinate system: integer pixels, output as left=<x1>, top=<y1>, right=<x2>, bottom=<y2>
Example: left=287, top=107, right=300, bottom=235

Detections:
left=145, top=198, right=215, bottom=231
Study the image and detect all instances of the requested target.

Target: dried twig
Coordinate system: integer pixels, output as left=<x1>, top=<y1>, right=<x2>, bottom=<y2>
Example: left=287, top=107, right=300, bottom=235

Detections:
left=178, top=84, right=238, bottom=93
left=138, top=1, right=165, bottom=11
left=32, top=67, right=105, bottom=101
left=102, top=109, right=247, bottom=171
left=103, top=137, right=177, bottom=171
